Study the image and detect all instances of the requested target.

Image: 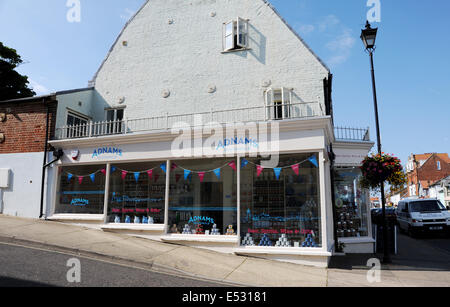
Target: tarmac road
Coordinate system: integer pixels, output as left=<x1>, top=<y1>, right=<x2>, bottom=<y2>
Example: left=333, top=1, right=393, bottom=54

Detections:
left=0, top=241, right=228, bottom=287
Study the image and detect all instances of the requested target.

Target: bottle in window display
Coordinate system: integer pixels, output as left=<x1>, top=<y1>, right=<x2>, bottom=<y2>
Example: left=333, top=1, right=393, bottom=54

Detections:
left=114, top=215, right=121, bottom=223
left=125, top=215, right=131, bottom=224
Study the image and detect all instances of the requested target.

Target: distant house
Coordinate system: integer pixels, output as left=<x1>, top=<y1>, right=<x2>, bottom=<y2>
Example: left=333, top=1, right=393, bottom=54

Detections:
left=428, top=176, right=450, bottom=208
left=405, top=153, right=450, bottom=198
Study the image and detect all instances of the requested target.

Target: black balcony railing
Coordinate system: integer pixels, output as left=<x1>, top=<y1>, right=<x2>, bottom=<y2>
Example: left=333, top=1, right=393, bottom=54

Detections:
left=335, top=127, right=370, bottom=142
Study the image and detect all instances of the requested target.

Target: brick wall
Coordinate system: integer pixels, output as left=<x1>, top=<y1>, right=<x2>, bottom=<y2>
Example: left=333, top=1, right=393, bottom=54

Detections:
left=0, top=98, right=57, bottom=154
left=418, top=155, right=450, bottom=185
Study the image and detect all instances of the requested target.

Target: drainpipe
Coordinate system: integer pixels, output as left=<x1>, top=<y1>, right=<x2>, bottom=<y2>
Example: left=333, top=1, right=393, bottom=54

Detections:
left=39, top=101, right=51, bottom=219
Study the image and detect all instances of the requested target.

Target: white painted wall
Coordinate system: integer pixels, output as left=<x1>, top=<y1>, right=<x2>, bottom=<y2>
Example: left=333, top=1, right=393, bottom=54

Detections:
left=0, top=152, right=45, bottom=218
left=91, top=0, right=329, bottom=121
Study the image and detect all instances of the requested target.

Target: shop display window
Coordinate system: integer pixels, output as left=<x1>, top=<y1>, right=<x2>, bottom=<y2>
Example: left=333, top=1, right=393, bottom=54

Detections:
left=168, top=158, right=237, bottom=235
left=334, top=167, right=370, bottom=238
left=107, top=162, right=166, bottom=224
left=55, top=165, right=106, bottom=214
left=240, top=154, right=322, bottom=248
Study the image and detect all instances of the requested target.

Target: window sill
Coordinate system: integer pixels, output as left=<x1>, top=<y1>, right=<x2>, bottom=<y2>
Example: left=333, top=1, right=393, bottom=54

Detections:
left=221, top=48, right=252, bottom=54
left=47, top=214, right=104, bottom=221
left=101, top=223, right=165, bottom=231
left=161, top=234, right=239, bottom=243
left=338, top=236, right=375, bottom=244
left=234, top=247, right=331, bottom=257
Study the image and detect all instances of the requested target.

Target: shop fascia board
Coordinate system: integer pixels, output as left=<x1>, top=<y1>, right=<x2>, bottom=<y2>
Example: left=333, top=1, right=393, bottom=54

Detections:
left=234, top=247, right=332, bottom=257
left=49, top=116, right=334, bottom=150
left=332, top=140, right=375, bottom=152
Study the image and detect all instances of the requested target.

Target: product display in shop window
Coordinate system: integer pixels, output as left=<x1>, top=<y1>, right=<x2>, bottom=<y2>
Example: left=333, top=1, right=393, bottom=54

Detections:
left=107, top=162, right=166, bottom=224
left=168, top=158, right=238, bottom=236
left=334, top=168, right=370, bottom=238
left=55, top=165, right=107, bottom=215
left=240, top=154, right=322, bottom=248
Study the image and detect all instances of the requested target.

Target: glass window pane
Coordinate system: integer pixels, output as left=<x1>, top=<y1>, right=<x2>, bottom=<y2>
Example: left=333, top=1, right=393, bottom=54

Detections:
left=168, top=158, right=237, bottom=235
left=334, top=168, right=369, bottom=238
left=225, top=22, right=233, bottom=36
left=107, top=162, right=166, bottom=224
left=240, top=154, right=322, bottom=248
left=55, top=165, right=106, bottom=214
left=225, top=35, right=234, bottom=50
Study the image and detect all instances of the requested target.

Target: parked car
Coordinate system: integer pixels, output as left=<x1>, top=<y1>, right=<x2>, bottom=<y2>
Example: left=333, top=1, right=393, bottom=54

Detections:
left=371, top=207, right=397, bottom=225
left=396, top=199, right=450, bottom=237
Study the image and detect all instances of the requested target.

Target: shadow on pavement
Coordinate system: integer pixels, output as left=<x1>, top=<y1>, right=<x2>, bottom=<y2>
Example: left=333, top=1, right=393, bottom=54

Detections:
left=0, top=276, right=55, bottom=287
left=329, top=233, right=450, bottom=272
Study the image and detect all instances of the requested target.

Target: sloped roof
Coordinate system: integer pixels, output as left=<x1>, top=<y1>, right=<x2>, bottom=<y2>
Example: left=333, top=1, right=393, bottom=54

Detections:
left=414, top=153, right=450, bottom=165
left=89, top=0, right=330, bottom=86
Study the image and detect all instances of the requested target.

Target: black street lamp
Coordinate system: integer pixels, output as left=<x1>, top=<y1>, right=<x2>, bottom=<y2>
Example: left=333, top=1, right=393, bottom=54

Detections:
left=361, top=21, right=392, bottom=264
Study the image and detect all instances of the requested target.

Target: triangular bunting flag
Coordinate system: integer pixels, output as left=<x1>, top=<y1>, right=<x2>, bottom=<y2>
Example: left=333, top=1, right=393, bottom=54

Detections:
left=257, top=165, right=264, bottom=177
left=160, top=163, right=167, bottom=173
left=78, top=176, right=84, bottom=185
left=213, top=168, right=221, bottom=179
left=274, top=168, right=282, bottom=180
left=184, top=169, right=191, bottom=180
left=121, top=171, right=128, bottom=180
left=67, top=173, right=73, bottom=181
left=147, top=169, right=153, bottom=179
left=175, top=174, right=182, bottom=183
left=198, top=172, right=206, bottom=183
left=309, top=156, right=318, bottom=168
left=291, top=164, right=300, bottom=176
left=241, top=158, right=249, bottom=169
left=228, top=161, right=236, bottom=171
left=90, top=173, right=96, bottom=183
left=101, top=169, right=106, bottom=176
left=171, top=163, right=178, bottom=170
left=134, top=172, right=140, bottom=182
left=111, top=166, right=116, bottom=173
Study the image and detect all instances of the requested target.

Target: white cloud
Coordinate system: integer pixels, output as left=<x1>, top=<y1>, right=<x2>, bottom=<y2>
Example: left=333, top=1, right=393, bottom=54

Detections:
left=29, top=79, right=51, bottom=95
left=318, top=15, right=340, bottom=32
left=120, top=8, right=135, bottom=21
left=325, top=28, right=356, bottom=66
left=297, top=24, right=315, bottom=35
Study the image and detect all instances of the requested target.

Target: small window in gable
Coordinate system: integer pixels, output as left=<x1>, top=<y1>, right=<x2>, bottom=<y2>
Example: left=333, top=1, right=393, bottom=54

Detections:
left=223, top=17, right=249, bottom=51
left=437, top=161, right=441, bottom=170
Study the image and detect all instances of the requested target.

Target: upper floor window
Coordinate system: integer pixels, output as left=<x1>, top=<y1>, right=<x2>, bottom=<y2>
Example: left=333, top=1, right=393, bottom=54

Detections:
left=437, top=161, right=441, bottom=170
left=67, top=111, right=88, bottom=126
left=265, top=88, right=292, bottom=120
left=223, top=17, right=248, bottom=52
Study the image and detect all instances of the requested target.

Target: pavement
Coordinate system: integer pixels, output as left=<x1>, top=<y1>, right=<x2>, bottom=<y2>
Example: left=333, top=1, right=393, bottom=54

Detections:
left=0, top=215, right=449, bottom=287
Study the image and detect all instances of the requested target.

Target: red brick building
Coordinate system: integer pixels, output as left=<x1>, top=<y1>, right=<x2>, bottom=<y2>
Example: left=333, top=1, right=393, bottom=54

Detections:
left=405, top=153, right=450, bottom=197
left=0, top=94, right=57, bottom=154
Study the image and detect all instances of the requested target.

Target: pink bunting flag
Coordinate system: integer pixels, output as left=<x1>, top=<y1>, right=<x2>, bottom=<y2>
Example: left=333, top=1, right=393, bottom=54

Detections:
left=147, top=169, right=153, bottom=179
left=291, top=164, right=300, bottom=176
left=257, top=165, right=264, bottom=177
left=78, top=176, right=84, bottom=185
left=121, top=171, right=128, bottom=180
left=171, top=163, right=178, bottom=170
left=101, top=169, right=106, bottom=176
left=198, top=172, right=206, bottom=183
left=228, top=161, right=236, bottom=171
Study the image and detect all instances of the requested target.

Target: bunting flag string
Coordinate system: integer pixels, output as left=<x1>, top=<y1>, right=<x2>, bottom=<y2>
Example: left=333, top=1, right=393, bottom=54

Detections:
left=213, top=168, right=221, bottom=180
left=64, top=155, right=318, bottom=184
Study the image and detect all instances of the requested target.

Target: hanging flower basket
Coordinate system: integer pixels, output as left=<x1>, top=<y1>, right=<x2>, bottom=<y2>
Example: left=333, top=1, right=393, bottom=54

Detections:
left=359, top=153, right=406, bottom=189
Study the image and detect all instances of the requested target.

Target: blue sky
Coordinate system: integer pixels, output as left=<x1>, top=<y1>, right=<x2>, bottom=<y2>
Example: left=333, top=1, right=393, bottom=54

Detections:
left=0, top=0, right=449, bottom=164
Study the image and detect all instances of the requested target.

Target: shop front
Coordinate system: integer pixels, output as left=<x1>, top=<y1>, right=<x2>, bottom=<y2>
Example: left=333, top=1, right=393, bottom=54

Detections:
left=47, top=120, right=371, bottom=267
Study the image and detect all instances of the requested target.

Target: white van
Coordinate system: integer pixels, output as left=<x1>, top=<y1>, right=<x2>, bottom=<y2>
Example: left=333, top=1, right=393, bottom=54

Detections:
left=396, top=199, right=450, bottom=237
